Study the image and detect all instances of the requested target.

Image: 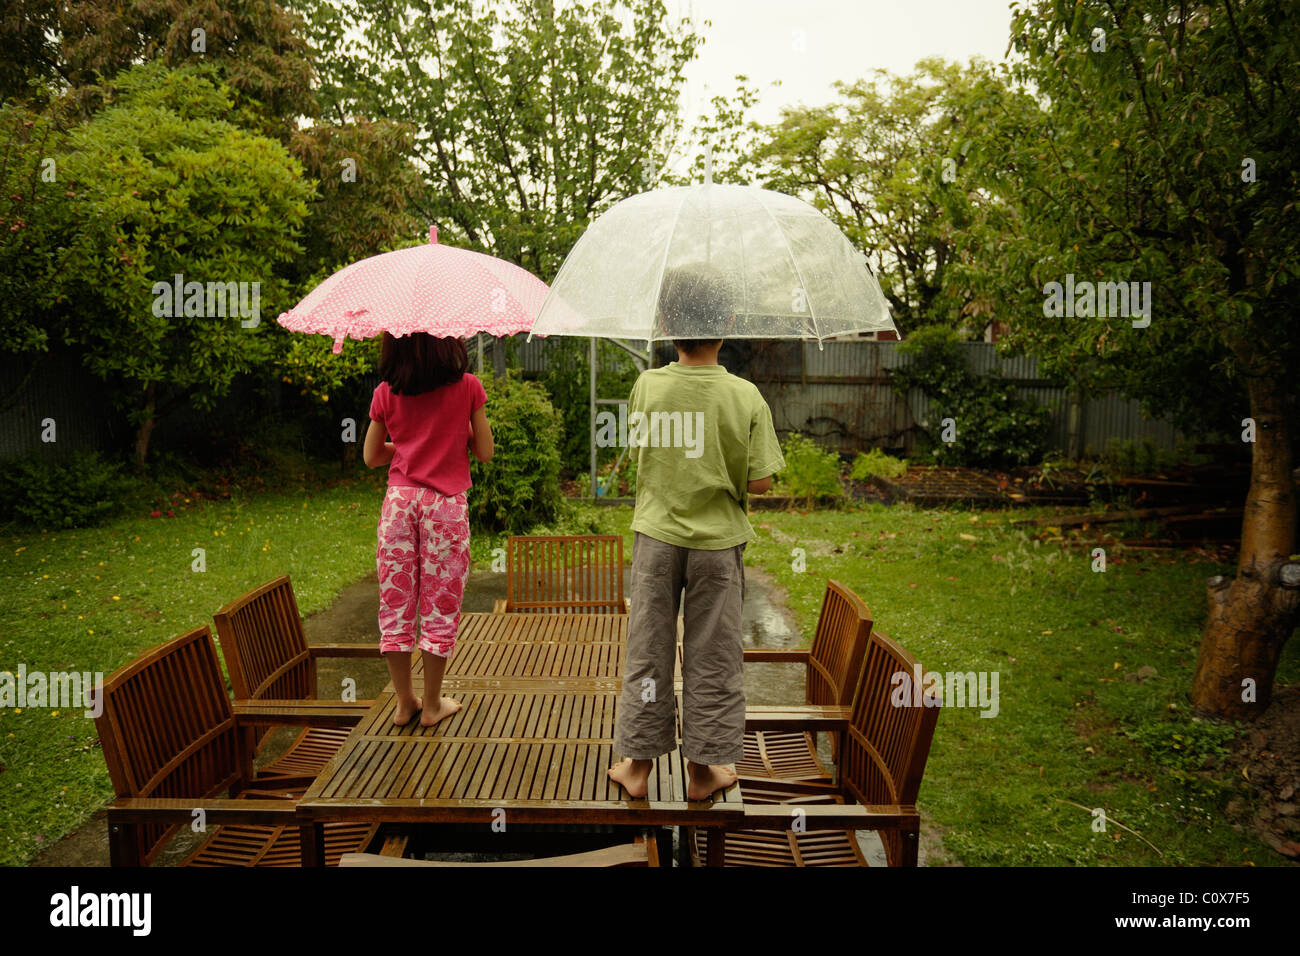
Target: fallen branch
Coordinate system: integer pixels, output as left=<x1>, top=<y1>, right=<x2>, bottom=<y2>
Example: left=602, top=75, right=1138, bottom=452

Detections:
left=1056, top=799, right=1164, bottom=857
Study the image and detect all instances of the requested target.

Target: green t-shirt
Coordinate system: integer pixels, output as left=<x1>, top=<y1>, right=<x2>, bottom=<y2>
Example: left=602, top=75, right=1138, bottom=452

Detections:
left=627, top=362, right=785, bottom=550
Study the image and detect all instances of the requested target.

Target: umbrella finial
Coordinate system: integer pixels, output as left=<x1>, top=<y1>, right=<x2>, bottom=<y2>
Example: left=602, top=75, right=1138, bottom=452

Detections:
left=429, top=225, right=438, bottom=244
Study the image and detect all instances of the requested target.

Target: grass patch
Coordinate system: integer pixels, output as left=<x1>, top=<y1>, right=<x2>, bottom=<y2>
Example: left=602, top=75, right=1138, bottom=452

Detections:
left=0, top=462, right=401, bottom=865
left=738, top=503, right=1299, bottom=866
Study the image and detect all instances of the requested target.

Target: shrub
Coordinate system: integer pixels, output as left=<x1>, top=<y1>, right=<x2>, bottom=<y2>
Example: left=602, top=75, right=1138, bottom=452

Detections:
left=468, top=370, right=564, bottom=533
left=0, top=451, right=137, bottom=528
left=1102, top=437, right=1191, bottom=477
left=1126, top=716, right=1241, bottom=808
left=890, top=325, right=1051, bottom=469
left=774, top=432, right=843, bottom=508
left=538, top=338, right=640, bottom=475
left=850, top=448, right=908, bottom=480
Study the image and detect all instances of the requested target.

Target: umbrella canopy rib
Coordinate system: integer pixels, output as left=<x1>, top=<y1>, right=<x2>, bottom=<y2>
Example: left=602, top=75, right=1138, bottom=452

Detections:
left=648, top=187, right=693, bottom=344
left=750, top=186, right=821, bottom=343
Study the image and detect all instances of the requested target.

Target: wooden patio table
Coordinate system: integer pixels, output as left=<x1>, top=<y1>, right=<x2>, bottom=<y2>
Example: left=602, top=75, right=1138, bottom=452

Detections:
left=296, top=612, right=744, bottom=865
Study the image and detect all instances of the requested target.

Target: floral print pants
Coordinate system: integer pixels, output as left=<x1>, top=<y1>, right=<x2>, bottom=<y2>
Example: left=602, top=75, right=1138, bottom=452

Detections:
left=376, top=486, right=471, bottom=657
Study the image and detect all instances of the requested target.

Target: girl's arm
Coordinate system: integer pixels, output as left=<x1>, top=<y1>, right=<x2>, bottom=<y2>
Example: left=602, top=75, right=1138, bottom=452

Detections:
left=363, top=419, right=395, bottom=467
left=469, top=404, right=494, bottom=463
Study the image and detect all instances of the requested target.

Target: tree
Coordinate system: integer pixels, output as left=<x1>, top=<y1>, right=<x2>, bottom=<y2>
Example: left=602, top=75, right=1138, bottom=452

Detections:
left=51, top=62, right=313, bottom=465
left=297, top=0, right=703, bottom=278
left=963, top=0, right=1299, bottom=717
left=6, top=0, right=429, bottom=442
left=746, top=58, right=1011, bottom=332
left=8, top=0, right=317, bottom=135
left=0, top=100, right=78, bottom=362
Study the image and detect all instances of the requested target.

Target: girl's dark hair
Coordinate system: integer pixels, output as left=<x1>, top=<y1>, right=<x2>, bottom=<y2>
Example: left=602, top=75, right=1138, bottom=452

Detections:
left=378, top=332, right=469, bottom=395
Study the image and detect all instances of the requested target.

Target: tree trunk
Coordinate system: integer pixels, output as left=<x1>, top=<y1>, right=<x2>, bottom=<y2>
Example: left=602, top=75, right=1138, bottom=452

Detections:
left=1190, top=372, right=1300, bottom=718
left=134, top=382, right=157, bottom=469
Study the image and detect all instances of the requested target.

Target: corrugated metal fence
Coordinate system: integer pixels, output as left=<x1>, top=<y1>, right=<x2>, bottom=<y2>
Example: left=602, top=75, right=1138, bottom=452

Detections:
left=0, top=352, right=123, bottom=461
left=0, top=339, right=1182, bottom=461
left=516, top=336, right=1183, bottom=458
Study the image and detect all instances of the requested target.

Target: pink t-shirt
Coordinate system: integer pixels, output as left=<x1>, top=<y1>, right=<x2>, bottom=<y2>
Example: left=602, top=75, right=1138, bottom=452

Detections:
left=369, top=374, right=487, bottom=495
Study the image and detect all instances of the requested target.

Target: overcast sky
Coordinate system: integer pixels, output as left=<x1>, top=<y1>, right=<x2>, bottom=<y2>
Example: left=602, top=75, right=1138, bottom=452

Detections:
left=676, top=0, right=1019, bottom=126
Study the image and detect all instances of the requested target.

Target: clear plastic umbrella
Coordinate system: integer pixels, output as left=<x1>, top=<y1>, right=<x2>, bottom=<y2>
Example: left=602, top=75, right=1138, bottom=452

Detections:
left=527, top=182, right=897, bottom=344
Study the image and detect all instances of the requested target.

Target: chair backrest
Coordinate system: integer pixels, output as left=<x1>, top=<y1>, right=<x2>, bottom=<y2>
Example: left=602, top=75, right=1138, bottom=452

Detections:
left=838, top=629, right=941, bottom=867
left=213, top=575, right=314, bottom=700
left=93, top=626, right=246, bottom=865
left=806, top=580, right=872, bottom=707
left=504, top=535, right=626, bottom=613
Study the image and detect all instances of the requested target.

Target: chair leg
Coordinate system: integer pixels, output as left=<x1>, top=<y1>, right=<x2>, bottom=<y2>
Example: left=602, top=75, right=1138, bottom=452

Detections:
left=706, top=829, right=726, bottom=867
left=108, top=821, right=142, bottom=868
left=299, top=822, right=325, bottom=867
left=898, top=823, right=920, bottom=867
left=377, top=831, right=409, bottom=858
left=653, top=827, right=672, bottom=868
left=676, top=827, right=693, bottom=868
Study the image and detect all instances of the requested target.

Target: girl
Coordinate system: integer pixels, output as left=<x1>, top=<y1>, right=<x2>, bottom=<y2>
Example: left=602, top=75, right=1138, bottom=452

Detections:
left=363, top=333, right=494, bottom=727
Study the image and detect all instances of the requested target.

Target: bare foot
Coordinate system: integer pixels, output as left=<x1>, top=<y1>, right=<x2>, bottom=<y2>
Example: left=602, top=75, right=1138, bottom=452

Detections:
left=419, top=696, right=462, bottom=728
left=686, top=762, right=737, bottom=801
left=608, top=758, right=653, bottom=798
left=393, top=694, right=421, bottom=727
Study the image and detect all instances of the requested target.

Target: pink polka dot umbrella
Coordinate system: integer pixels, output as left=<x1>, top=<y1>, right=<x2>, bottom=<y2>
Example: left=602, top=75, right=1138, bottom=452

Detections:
left=277, top=226, right=550, bottom=353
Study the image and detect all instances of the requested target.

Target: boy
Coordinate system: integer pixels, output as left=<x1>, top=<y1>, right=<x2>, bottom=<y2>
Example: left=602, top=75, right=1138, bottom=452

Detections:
left=608, top=262, right=786, bottom=801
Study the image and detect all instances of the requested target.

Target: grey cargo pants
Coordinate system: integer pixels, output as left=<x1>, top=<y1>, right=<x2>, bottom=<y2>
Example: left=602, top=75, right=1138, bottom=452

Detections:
left=614, top=531, right=747, bottom=766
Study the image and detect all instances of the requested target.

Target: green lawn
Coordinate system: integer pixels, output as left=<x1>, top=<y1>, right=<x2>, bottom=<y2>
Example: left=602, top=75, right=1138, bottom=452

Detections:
left=0, top=468, right=407, bottom=865
left=736, top=504, right=1299, bottom=866
left=1, top=480, right=1293, bottom=866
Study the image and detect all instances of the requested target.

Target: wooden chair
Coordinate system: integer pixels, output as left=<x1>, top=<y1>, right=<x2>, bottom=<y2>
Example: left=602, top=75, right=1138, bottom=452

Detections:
left=492, top=535, right=628, bottom=614
left=214, top=575, right=376, bottom=781
left=93, top=625, right=378, bottom=866
left=738, top=580, right=871, bottom=782
left=692, top=627, right=941, bottom=867
left=340, top=831, right=658, bottom=867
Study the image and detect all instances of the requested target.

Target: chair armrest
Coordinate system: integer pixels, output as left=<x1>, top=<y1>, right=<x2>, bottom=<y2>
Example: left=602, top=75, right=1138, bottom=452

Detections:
left=106, top=797, right=298, bottom=826
left=744, top=705, right=850, bottom=732
left=738, top=803, right=919, bottom=831
left=233, top=700, right=369, bottom=728
left=308, top=643, right=380, bottom=659
left=743, top=648, right=810, bottom=663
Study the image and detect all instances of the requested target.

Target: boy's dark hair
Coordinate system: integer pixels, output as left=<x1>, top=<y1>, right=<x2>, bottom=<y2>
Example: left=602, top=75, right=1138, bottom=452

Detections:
left=657, top=262, right=734, bottom=356
left=378, top=332, right=468, bottom=395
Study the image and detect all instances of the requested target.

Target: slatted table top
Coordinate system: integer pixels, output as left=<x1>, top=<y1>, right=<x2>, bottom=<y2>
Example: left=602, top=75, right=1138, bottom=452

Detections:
left=298, top=612, right=739, bottom=827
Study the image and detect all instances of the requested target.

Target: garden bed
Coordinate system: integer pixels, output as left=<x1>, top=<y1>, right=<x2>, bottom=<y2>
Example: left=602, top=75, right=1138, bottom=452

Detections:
left=869, top=466, right=1018, bottom=507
